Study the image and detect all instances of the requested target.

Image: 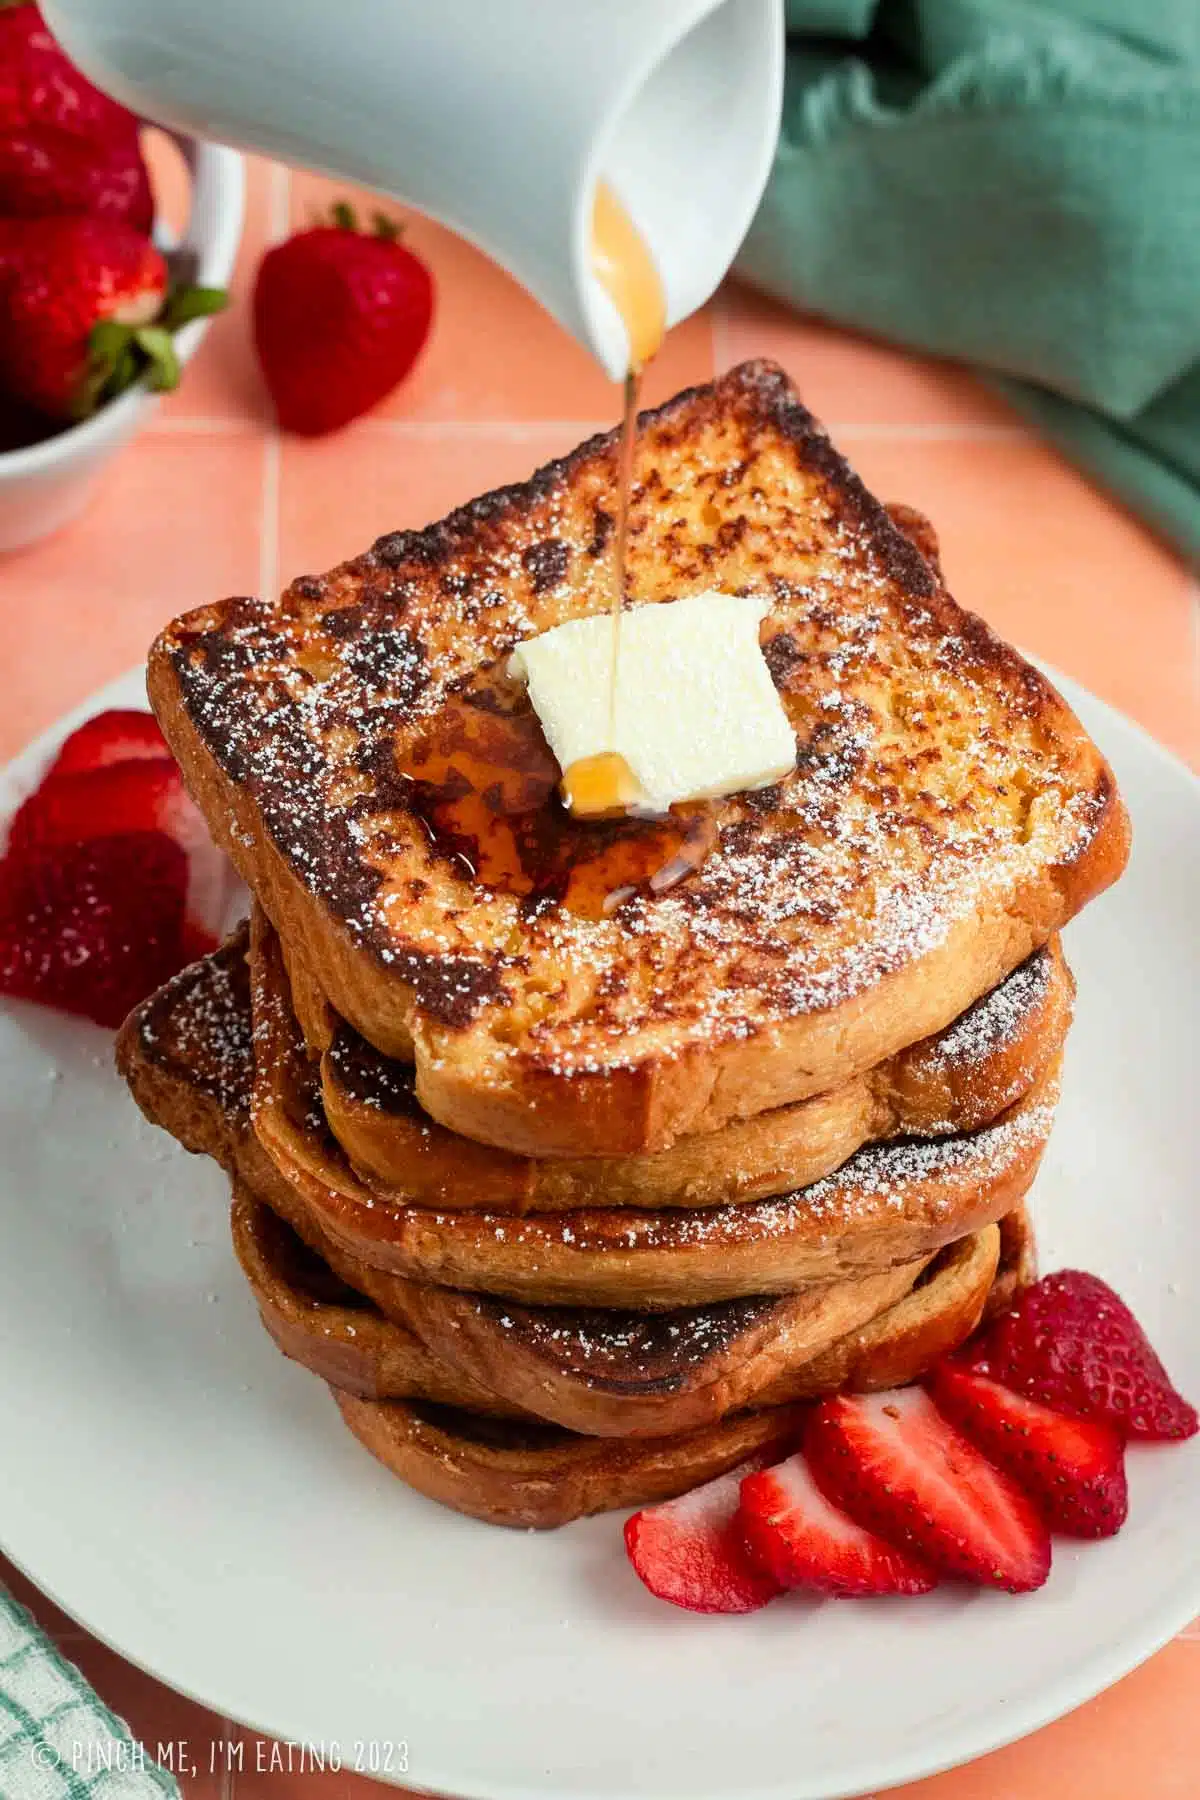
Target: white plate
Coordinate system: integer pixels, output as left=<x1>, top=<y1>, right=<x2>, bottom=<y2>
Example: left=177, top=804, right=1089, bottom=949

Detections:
left=0, top=667, right=1197, bottom=1800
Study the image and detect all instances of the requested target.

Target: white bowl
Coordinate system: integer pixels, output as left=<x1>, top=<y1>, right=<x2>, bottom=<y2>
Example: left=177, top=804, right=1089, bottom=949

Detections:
left=0, top=134, right=244, bottom=553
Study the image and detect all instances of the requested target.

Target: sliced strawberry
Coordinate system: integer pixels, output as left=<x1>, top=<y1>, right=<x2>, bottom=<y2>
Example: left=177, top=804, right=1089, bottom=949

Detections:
left=0, top=830, right=187, bottom=1027
left=968, top=1271, right=1198, bottom=1442
left=7, top=756, right=226, bottom=948
left=624, top=1462, right=784, bottom=1614
left=930, top=1362, right=1128, bottom=1539
left=10, top=757, right=183, bottom=850
left=805, top=1389, right=1051, bottom=1593
left=739, top=1453, right=937, bottom=1597
left=48, top=709, right=168, bottom=776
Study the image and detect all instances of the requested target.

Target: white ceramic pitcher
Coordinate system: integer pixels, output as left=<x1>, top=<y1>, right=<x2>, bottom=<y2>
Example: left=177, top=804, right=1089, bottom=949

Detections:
left=43, top=0, right=784, bottom=378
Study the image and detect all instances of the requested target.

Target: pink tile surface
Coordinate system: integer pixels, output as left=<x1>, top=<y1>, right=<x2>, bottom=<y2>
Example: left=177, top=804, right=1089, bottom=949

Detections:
left=277, top=426, right=585, bottom=587
left=721, top=284, right=1025, bottom=431
left=1, top=432, right=265, bottom=754
left=287, top=172, right=715, bottom=425
left=1, top=155, right=1198, bottom=1797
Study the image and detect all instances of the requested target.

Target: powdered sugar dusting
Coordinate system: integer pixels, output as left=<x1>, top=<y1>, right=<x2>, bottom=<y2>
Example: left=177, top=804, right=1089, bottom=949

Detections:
left=138, top=926, right=251, bottom=1116
left=438, top=1078, right=1059, bottom=1259
left=922, top=947, right=1054, bottom=1071
left=158, top=363, right=1112, bottom=1065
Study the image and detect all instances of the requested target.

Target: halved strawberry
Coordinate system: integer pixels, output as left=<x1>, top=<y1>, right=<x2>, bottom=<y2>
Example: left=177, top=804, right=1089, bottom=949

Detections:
left=7, top=756, right=224, bottom=951
left=966, top=1271, right=1198, bottom=1443
left=48, top=709, right=168, bottom=777
left=739, top=1452, right=937, bottom=1597
left=11, top=757, right=187, bottom=851
left=11, top=741, right=227, bottom=957
left=930, top=1362, right=1128, bottom=1539
left=0, top=830, right=187, bottom=1027
left=805, top=1389, right=1051, bottom=1593
left=624, top=1462, right=784, bottom=1614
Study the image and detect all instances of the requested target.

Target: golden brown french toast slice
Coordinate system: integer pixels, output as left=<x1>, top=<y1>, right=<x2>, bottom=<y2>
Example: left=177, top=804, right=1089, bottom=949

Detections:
left=115, top=926, right=1059, bottom=1313
left=299, top=923, right=1073, bottom=1209
left=230, top=1185, right=522, bottom=1415
left=118, top=934, right=1020, bottom=1441
left=113, top=931, right=932, bottom=1432
left=248, top=909, right=1059, bottom=1306
left=235, top=1188, right=1024, bottom=1429
left=333, top=1395, right=803, bottom=1530
left=149, top=362, right=1127, bottom=1157
left=332, top=1212, right=1031, bottom=1530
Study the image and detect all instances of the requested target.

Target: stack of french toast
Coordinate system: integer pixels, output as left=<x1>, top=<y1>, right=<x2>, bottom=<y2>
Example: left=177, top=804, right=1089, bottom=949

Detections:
left=116, top=362, right=1130, bottom=1528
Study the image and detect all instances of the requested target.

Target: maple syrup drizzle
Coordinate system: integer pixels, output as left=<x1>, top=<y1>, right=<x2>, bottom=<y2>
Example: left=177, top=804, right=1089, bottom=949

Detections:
left=397, top=185, right=717, bottom=916
left=402, top=699, right=715, bottom=922
left=560, top=183, right=669, bottom=820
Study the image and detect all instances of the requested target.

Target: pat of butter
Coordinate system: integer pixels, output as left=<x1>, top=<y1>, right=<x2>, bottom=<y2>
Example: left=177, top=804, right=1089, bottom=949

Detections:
left=507, top=591, right=795, bottom=813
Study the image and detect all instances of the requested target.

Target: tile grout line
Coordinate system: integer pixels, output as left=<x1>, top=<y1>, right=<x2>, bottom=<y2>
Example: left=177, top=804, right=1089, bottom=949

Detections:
left=257, top=163, right=291, bottom=604
left=258, top=435, right=280, bottom=602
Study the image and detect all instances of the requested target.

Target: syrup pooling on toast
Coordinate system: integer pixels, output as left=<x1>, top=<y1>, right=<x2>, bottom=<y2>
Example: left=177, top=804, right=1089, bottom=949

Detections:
left=402, top=695, right=714, bottom=919
left=565, top=183, right=669, bottom=820
left=402, top=185, right=708, bottom=908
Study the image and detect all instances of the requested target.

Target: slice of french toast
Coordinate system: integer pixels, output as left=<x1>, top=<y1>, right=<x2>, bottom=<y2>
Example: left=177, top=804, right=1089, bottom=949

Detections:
left=247, top=912, right=1059, bottom=1306
left=332, top=1203, right=1031, bottom=1530
left=332, top=1396, right=803, bottom=1531
left=298, top=924, right=1073, bottom=1210
left=230, top=1185, right=521, bottom=1415
left=148, top=361, right=1127, bottom=1157
left=116, top=940, right=1032, bottom=1457
left=235, top=1187, right=1026, bottom=1429
left=114, top=928, right=936, bottom=1433
left=331, top=1200, right=1033, bottom=1527
left=118, top=930, right=1055, bottom=1322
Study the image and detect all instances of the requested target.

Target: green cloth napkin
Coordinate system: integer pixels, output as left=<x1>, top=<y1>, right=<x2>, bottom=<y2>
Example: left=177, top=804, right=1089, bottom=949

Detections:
left=737, top=0, right=1200, bottom=559
left=0, top=1587, right=179, bottom=1799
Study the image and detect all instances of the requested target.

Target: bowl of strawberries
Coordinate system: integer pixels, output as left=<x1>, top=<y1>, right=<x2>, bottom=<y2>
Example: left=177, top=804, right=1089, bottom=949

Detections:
left=0, top=1, right=243, bottom=551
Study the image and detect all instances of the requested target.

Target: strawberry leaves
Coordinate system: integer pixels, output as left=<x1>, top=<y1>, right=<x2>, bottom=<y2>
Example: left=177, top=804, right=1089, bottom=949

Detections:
left=83, top=282, right=226, bottom=415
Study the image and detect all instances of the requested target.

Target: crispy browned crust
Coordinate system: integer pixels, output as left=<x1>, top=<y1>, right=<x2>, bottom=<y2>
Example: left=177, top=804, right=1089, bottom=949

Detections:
left=118, top=944, right=1040, bottom=1520
left=115, top=924, right=252, bottom=1165
left=235, top=1184, right=1025, bottom=1431
left=328, top=1209, right=1028, bottom=1529
left=311, top=926, right=1073, bottom=1210
left=332, top=1393, right=805, bottom=1530
left=983, top=1200, right=1039, bottom=1320
left=279, top=931, right=339, bottom=1055
left=148, top=361, right=1129, bottom=1157
left=229, top=1185, right=523, bottom=1413
left=248, top=907, right=1059, bottom=1306
left=120, top=936, right=1041, bottom=1431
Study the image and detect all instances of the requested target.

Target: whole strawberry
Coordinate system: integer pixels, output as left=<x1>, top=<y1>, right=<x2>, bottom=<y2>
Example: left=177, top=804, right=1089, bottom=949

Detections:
left=0, top=125, right=153, bottom=228
left=0, top=214, right=163, bottom=417
left=254, top=202, right=434, bottom=435
left=0, top=215, right=222, bottom=420
left=0, top=3, right=141, bottom=146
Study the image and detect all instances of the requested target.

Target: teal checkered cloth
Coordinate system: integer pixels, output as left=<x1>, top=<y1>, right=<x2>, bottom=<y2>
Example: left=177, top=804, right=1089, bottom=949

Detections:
left=0, top=1587, right=179, bottom=1800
